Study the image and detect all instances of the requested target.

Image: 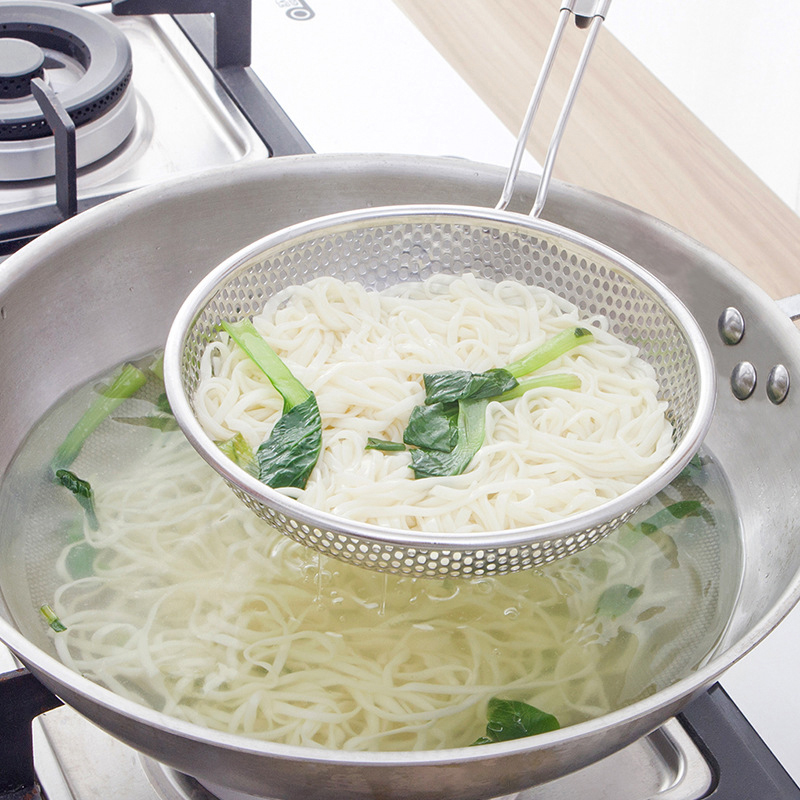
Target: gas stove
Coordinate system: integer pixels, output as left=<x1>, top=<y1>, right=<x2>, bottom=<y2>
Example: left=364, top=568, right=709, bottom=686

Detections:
left=0, top=0, right=301, bottom=254
left=0, top=0, right=522, bottom=255
left=1, top=2, right=799, bottom=799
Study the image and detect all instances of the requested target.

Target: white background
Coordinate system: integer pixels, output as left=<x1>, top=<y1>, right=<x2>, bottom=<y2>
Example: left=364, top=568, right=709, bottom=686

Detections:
left=607, top=0, right=800, bottom=214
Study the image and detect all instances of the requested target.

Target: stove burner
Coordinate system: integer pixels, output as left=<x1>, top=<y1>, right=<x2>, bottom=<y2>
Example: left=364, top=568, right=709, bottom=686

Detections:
left=0, top=37, right=45, bottom=98
left=0, top=1, right=133, bottom=141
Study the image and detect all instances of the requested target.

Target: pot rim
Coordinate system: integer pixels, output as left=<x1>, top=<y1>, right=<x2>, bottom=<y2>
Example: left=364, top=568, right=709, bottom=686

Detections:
left=0, top=152, right=799, bottom=769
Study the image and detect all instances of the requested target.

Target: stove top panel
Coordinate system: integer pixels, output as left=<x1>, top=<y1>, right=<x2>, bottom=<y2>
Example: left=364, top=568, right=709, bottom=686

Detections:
left=0, top=7, right=268, bottom=218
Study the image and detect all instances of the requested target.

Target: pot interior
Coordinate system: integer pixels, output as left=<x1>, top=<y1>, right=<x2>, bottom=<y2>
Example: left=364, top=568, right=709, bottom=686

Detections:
left=0, top=155, right=799, bottom=796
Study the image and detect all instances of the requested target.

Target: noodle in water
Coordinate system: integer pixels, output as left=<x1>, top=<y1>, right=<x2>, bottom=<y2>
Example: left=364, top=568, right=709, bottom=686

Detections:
left=1, top=275, right=729, bottom=753
left=43, top=429, right=724, bottom=751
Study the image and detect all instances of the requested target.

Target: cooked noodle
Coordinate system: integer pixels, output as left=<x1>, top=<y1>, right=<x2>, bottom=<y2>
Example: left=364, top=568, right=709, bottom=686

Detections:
left=194, top=274, right=673, bottom=531
left=37, top=276, right=695, bottom=752
left=50, top=432, right=716, bottom=751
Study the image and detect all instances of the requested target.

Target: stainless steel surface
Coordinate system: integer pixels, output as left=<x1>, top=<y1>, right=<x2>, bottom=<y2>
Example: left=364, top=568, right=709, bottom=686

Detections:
left=563, top=0, right=613, bottom=18
left=767, top=363, right=790, bottom=404
left=730, top=360, right=757, bottom=400
left=0, top=1, right=133, bottom=138
left=496, top=1, right=609, bottom=215
left=529, top=13, right=604, bottom=218
left=167, top=201, right=715, bottom=579
left=164, top=0, right=714, bottom=581
left=776, top=293, right=800, bottom=320
left=1, top=629, right=714, bottom=800
left=510, top=720, right=713, bottom=800
left=0, top=154, right=799, bottom=800
left=0, top=88, right=137, bottom=179
left=0, top=6, right=268, bottom=214
left=0, top=0, right=137, bottom=179
left=194, top=718, right=712, bottom=800
left=495, top=8, right=568, bottom=213
left=718, top=306, right=745, bottom=345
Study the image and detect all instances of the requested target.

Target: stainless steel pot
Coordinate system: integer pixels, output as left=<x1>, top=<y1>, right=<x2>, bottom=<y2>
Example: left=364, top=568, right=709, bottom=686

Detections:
left=1, top=153, right=799, bottom=800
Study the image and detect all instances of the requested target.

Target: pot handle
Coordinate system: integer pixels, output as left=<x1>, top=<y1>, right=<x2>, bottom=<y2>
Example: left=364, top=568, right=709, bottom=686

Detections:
left=775, top=293, right=800, bottom=321
left=495, top=0, right=612, bottom=217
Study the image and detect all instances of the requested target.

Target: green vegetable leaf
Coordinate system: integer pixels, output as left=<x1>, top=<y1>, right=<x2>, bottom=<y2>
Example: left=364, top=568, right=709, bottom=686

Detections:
left=155, top=392, right=173, bottom=415
left=423, top=368, right=518, bottom=405
left=40, top=604, right=67, bottom=633
left=148, top=352, right=165, bottom=381
left=365, top=438, right=407, bottom=452
left=256, top=394, right=322, bottom=489
left=55, top=470, right=99, bottom=530
left=639, top=500, right=704, bottom=535
left=596, top=583, right=643, bottom=618
left=216, top=433, right=258, bottom=477
left=472, top=698, right=560, bottom=745
left=52, top=363, right=148, bottom=473
left=495, top=372, right=580, bottom=401
left=403, top=402, right=459, bottom=452
left=679, top=452, right=703, bottom=480
left=421, top=327, right=591, bottom=407
left=223, top=319, right=322, bottom=489
left=65, top=541, right=96, bottom=579
left=505, top=327, right=594, bottom=379
left=61, top=517, right=85, bottom=544
left=372, top=330, right=590, bottom=479
left=222, top=319, right=310, bottom=411
left=411, top=399, right=487, bottom=478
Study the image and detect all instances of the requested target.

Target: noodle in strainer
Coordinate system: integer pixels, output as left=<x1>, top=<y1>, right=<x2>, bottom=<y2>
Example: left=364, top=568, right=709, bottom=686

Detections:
left=164, top=2, right=715, bottom=578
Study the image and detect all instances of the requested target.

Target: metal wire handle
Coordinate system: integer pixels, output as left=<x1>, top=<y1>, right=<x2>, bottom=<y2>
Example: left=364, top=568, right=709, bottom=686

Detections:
left=496, top=0, right=612, bottom=217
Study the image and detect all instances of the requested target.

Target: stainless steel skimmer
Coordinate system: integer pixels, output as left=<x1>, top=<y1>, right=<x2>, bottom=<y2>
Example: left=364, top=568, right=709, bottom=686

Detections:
left=165, top=0, right=716, bottom=578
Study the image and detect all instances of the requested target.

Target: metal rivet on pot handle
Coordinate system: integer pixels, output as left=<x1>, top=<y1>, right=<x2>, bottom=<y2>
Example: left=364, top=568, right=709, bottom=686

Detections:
left=731, top=361, right=757, bottom=400
left=718, top=307, right=745, bottom=345
left=767, top=364, right=790, bottom=404
left=495, top=0, right=612, bottom=217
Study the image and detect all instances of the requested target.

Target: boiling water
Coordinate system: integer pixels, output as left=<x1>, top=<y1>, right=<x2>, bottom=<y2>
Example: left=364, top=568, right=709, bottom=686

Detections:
left=0, top=354, right=742, bottom=751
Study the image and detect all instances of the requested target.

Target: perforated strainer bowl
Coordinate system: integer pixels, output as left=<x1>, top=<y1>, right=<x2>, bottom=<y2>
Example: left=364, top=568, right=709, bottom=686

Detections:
left=164, top=204, right=716, bottom=578
left=165, top=0, right=715, bottom=577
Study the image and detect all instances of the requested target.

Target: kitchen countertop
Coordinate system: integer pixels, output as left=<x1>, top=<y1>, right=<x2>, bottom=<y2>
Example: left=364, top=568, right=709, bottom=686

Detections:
left=392, top=0, right=800, bottom=782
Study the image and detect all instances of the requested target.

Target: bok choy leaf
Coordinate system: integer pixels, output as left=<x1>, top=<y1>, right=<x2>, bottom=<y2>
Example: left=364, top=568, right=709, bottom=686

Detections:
left=472, top=698, right=560, bottom=745
left=365, top=438, right=407, bottom=452
left=399, top=327, right=592, bottom=478
left=40, top=604, right=67, bottom=633
left=410, top=399, right=488, bottom=479
left=216, top=432, right=258, bottom=478
left=222, top=319, right=322, bottom=490
left=52, top=363, right=148, bottom=473
left=423, top=368, right=517, bottom=405
left=422, top=327, right=592, bottom=406
left=403, top=402, right=460, bottom=452
left=55, top=469, right=99, bottom=530
left=596, top=583, right=643, bottom=618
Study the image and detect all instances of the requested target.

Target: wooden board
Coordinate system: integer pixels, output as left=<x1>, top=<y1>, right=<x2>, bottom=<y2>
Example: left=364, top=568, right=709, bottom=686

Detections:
left=393, top=0, right=800, bottom=300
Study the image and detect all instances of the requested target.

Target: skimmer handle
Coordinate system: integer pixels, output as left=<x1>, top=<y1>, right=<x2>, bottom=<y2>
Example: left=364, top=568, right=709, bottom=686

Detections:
left=495, top=0, right=611, bottom=217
